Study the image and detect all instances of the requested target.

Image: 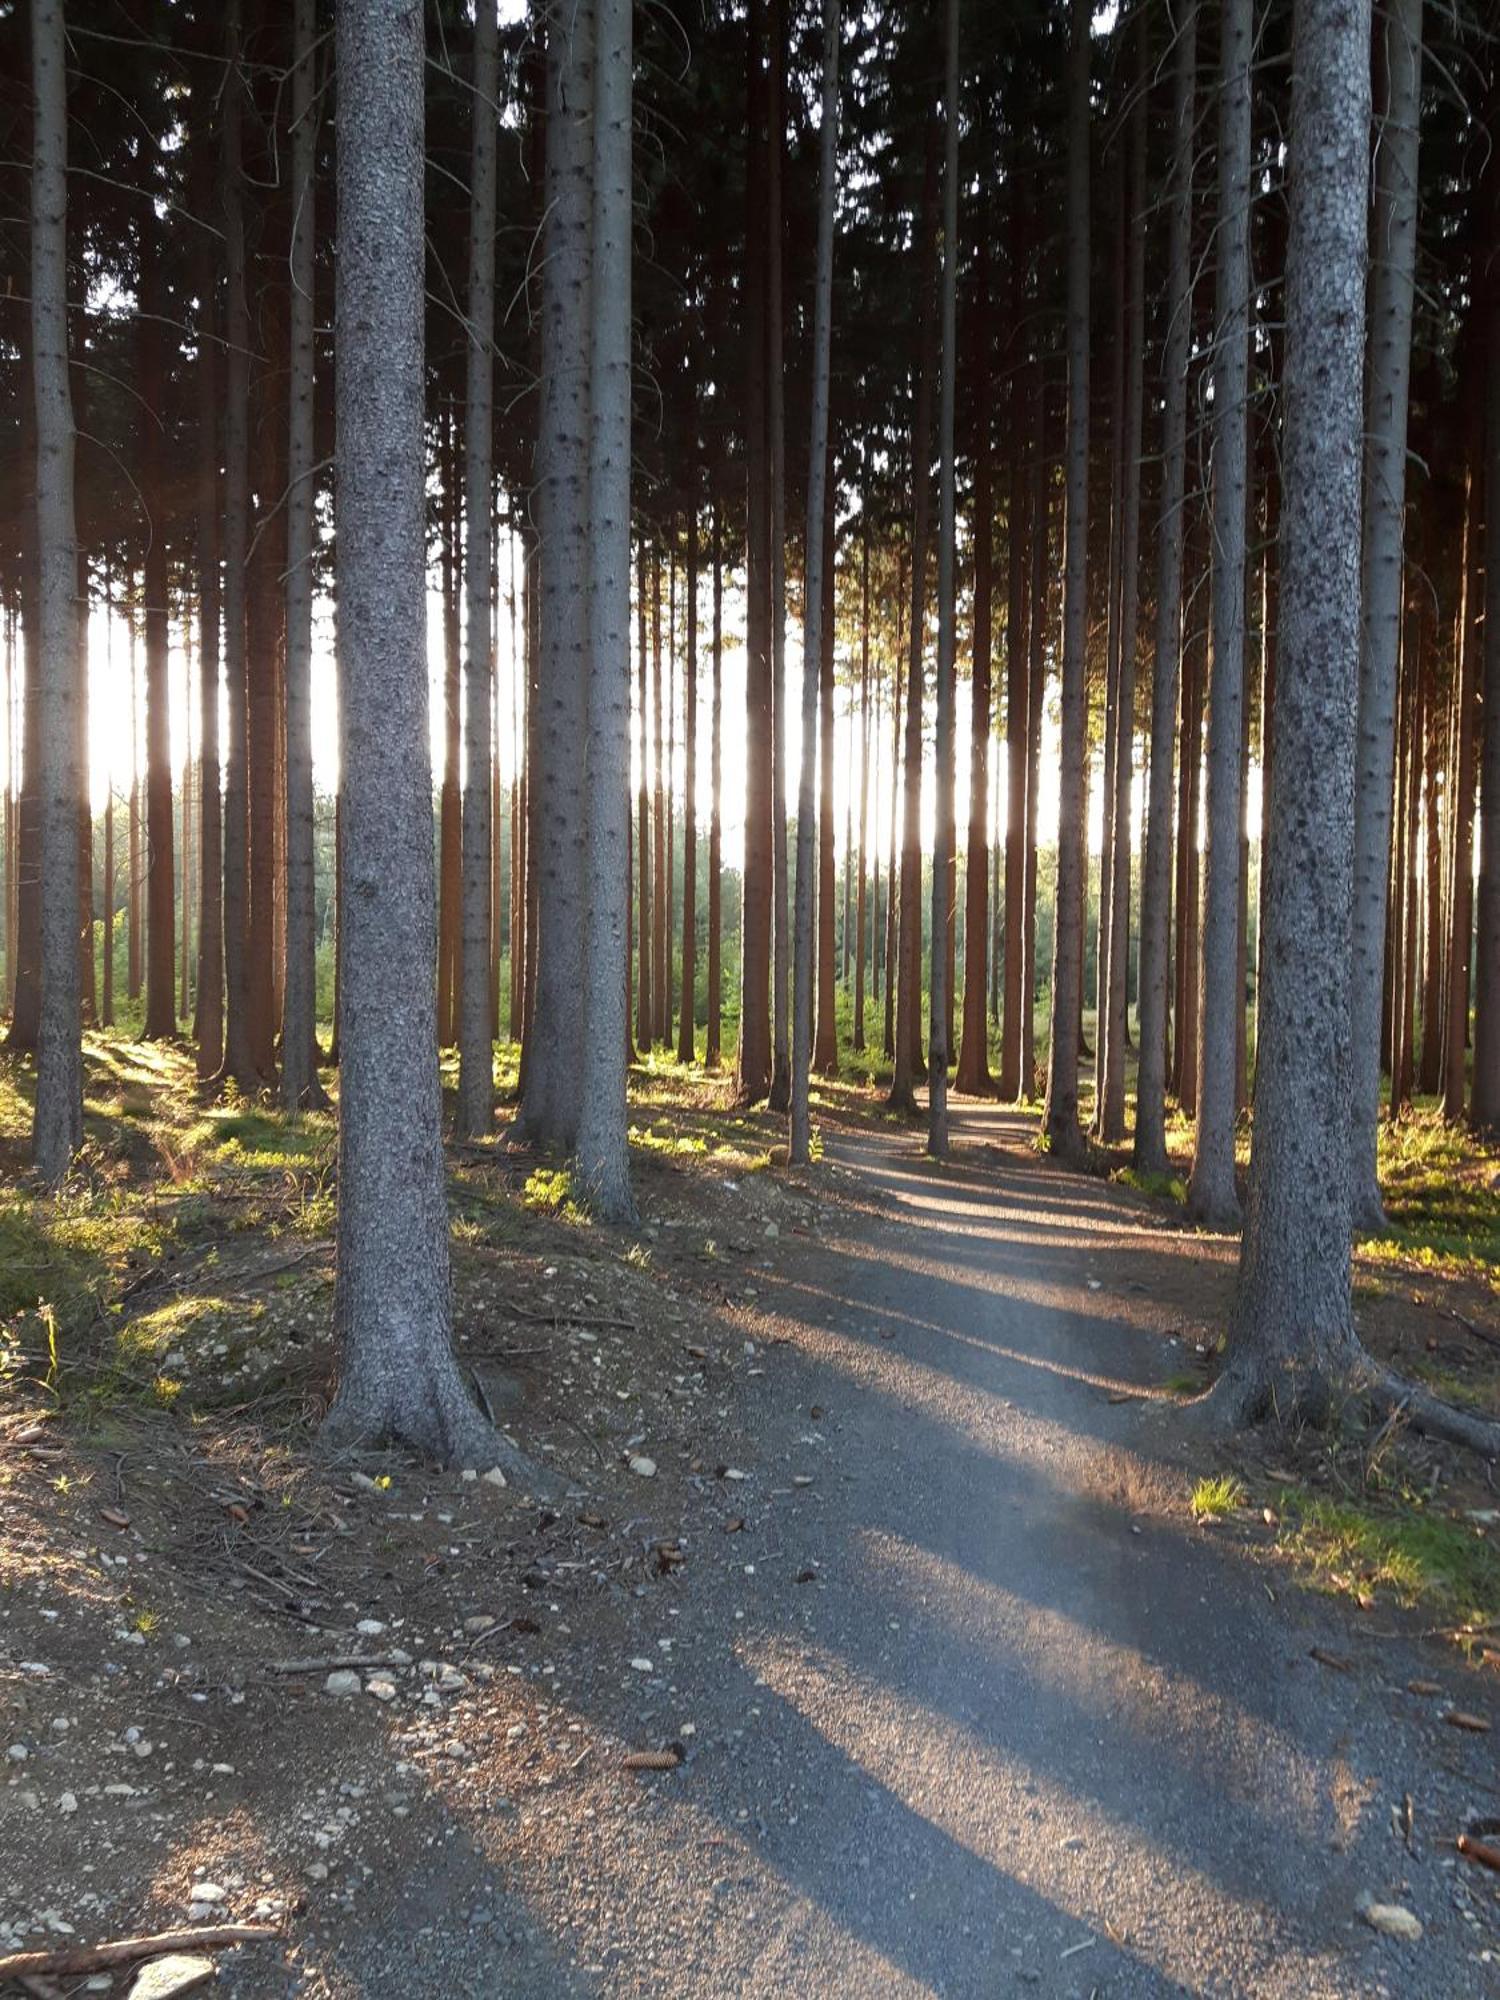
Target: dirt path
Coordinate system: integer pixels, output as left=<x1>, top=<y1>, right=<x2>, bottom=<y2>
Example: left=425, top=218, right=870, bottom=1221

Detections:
left=292, top=1103, right=1498, bottom=1998
left=7, top=1101, right=1497, bottom=1999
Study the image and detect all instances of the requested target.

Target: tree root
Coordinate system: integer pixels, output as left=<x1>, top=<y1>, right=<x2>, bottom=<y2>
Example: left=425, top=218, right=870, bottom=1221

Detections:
left=1364, top=1365, right=1500, bottom=1460
left=1192, top=1346, right=1500, bottom=1461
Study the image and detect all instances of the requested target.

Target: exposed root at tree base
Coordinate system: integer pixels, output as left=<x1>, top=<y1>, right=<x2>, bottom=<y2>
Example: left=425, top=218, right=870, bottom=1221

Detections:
left=1191, top=1345, right=1500, bottom=1462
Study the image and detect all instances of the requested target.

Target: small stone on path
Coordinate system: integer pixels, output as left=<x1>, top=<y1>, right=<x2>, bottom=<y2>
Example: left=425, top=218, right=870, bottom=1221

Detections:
left=129, top=1957, right=217, bottom=2000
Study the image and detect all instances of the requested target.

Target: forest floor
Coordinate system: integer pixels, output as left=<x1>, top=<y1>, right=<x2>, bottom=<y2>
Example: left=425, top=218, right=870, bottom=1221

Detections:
left=1, top=1039, right=1499, bottom=1997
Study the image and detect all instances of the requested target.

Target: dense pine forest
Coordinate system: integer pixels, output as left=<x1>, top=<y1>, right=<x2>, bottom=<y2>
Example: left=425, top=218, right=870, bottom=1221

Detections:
left=3, top=0, right=1500, bottom=1990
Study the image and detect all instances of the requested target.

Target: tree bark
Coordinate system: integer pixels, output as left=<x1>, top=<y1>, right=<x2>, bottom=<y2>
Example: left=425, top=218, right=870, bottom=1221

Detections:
left=281, top=0, right=326, bottom=1111
left=1042, top=0, right=1091, bottom=1163
left=1100, top=16, right=1148, bottom=1145
left=456, top=0, right=501, bottom=1140
left=957, top=223, right=996, bottom=1099
left=30, top=0, right=82, bottom=1183
left=767, top=0, right=791, bottom=1114
left=890, top=122, right=941, bottom=1115
left=927, top=0, right=960, bottom=1158
left=138, top=200, right=176, bottom=1041
left=737, top=0, right=772, bottom=1104
left=678, top=496, right=700, bottom=1063
left=790, top=0, right=840, bottom=1166
left=636, top=541, right=653, bottom=1046
left=326, top=0, right=537, bottom=1481
left=815, top=464, right=839, bottom=1076
left=1187, top=0, right=1252, bottom=1225
left=1218, top=0, right=1372, bottom=1423
left=707, top=494, right=723, bottom=1066
left=1349, top=0, right=1423, bottom=1208
left=573, top=0, right=637, bottom=1222
left=219, top=0, right=259, bottom=1088
left=853, top=493, right=871, bottom=1053
left=1138, top=3, right=1197, bottom=1168
left=1443, top=460, right=1480, bottom=1119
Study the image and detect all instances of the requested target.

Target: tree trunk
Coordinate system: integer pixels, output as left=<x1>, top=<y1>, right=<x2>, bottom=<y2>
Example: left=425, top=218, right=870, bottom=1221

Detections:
left=246, top=318, right=283, bottom=1084
left=281, top=0, right=325, bottom=1111
left=1187, top=0, right=1252, bottom=1225
left=138, top=204, right=176, bottom=1041
left=890, top=123, right=941, bottom=1116
left=573, top=0, right=637, bottom=1223
left=815, top=460, right=839, bottom=1075
left=1218, top=0, right=1372, bottom=1422
left=790, top=0, right=840, bottom=1166
left=636, top=541, right=653, bottom=1046
left=30, top=0, right=82, bottom=1183
left=678, top=496, right=699, bottom=1063
left=1100, top=18, right=1148, bottom=1145
left=651, top=549, right=667, bottom=1048
left=999, top=203, right=1029, bottom=1102
left=1471, top=161, right=1500, bottom=1134
left=853, top=495, right=871, bottom=1053
left=1349, top=0, right=1422, bottom=1210
left=437, top=414, right=462, bottom=1050
left=737, top=0, right=772, bottom=1104
left=1021, top=384, right=1047, bottom=1100
left=456, top=0, right=501, bottom=1140
left=1138, top=5, right=1196, bottom=1169
left=1042, top=0, right=1091, bottom=1163
left=957, top=224, right=995, bottom=1099
left=927, top=0, right=959, bottom=1157
left=883, top=564, right=903, bottom=1062
left=1443, top=461, right=1480, bottom=1119
left=767, top=0, right=791, bottom=1115
left=707, top=494, right=723, bottom=1067
left=326, top=0, right=535, bottom=1480
left=219, top=0, right=259, bottom=1088
left=1419, top=627, right=1444, bottom=1094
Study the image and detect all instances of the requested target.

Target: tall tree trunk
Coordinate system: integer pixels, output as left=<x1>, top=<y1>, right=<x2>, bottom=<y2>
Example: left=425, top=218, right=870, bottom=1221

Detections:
left=815, top=459, right=839, bottom=1075
left=246, top=313, right=283, bottom=1083
left=999, top=203, right=1029, bottom=1101
left=636, top=542, right=652, bottom=1045
left=30, top=0, right=82, bottom=1182
left=138, top=206, right=176, bottom=1041
left=1443, top=460, right=1480, bottom=1119
left=1174, top=561, right=1205, bottom=1115
left=707, top=494, right=724, bottom=1067
left=1021, top=387, right=1047, bottom=1100
left=128, top=621, right=141, bottom=1005
left=678, top=498, right=699, bottom=1063
left=102, top=778, right=114, bottom=1027
left=281, top=0, right=325, bottom=1110
left=220, top=0, right=259, bottom=1087
left=456, top=0, right=500, bottom=1139
left=1187, top=0, right=1252, bottom=1226
left=767, top=0, right=791, bottom=1114
left=437, top=413, right=462, bottom=1048
left=1472, top=241, right=1500, bottom=1133
left=1138, top=3, right=1197, bottom=1167
left=890, top=124, right=941, bottom=1114
left=790, top=0, right=839, bottom=1165
left=1100, top=17, right=1148, bottom=1145
left=1419, top=628, right=1444, bottom=1093
left=326, top=0, right=533, bottom=1479
left=737, top=0, right=772, bottom=1104
left=574, top=0, right=637, bottom=1222
left=1349, top=0, right=1423, bottom=1208
left=1220, top=0, right=1372, bottom=1421
left=651, top=549, right=667, bottom=1047
left=957, top=226, right=996, bottom=1098
left=883, top=563, right=904, bottom=1062
left=853, top=495, right=871, bottom=1053
left=927, top=0, right=959, bottom=1157
left=1042, top=0, right=1091, bottom=1162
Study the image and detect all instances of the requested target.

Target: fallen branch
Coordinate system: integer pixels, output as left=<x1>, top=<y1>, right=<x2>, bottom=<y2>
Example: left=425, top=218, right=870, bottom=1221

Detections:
left=1457, top=1833, right=1500, bottom=1874
left=262, top=1654, right=400, bottom=1675
left=0, top=1925, right=278, bottom=1981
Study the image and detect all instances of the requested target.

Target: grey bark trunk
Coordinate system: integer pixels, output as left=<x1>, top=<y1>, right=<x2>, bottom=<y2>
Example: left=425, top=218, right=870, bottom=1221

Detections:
left=790, top=0, right=840, bottom=1167
left=1219, top=0, right=1372, bottom=1420
left=281, top=0, right=326, bottom=1112
left=1349, top=0, right=1423, bottom=1203
left=927, top=0, right=959, bottom=1158
left=524, top=0, right=592, bottom=1144
left=573, top=0, right=637, bottom=1221
left=1467, top=146, right=1500, bottom=1131
left=326, top=0, right=537, bottom=1484
left=456, top=0, right=501, bottom=1140
left=220, top=1, right=259, bottom=1088
left=1100, top=15, right=1148, bottom=1145
left=1042, top=0, right=1090, bottom=1163
left=1187, top=0, right=1252, bottom=1229
left=192, top=133, right=224, bottom=1080
left=30, top=0, right=82, bottom=1184
left=767, top=0, right=791, bottom=1115
left=1136, top=3, right=1197, bottom=1174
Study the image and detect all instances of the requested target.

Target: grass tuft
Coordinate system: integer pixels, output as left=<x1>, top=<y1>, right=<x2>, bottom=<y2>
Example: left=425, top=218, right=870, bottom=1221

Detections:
left=1190, top=1473, right=1246, bottom=1520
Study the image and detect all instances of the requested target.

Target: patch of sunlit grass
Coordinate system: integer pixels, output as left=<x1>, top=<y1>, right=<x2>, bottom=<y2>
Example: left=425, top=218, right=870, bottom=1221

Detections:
left=1190, top=1473, right=1246, bottom=1520
left=1277, top=1485, right=1500, bottom=1635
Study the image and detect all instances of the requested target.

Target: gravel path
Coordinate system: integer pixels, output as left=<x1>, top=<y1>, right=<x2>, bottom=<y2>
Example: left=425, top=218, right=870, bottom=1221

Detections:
left=278, top=1104, right=1500, bottom=1998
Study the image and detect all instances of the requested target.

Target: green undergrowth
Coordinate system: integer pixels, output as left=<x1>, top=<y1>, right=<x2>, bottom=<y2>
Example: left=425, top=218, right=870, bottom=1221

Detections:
left=1277, top=1484, right=1500, bottom=1638
left=1191, top=1473, right=1246, bottom=1519
left=1363, top=1109, right=1500, bottom=1290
